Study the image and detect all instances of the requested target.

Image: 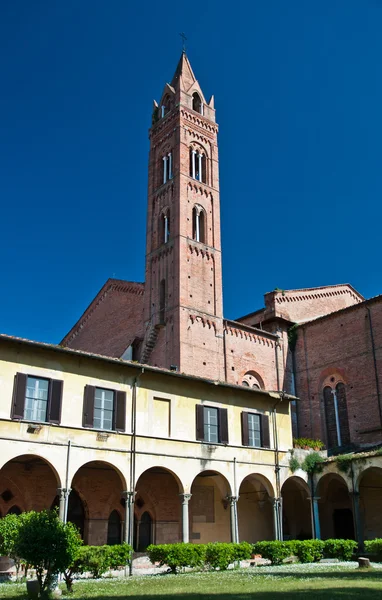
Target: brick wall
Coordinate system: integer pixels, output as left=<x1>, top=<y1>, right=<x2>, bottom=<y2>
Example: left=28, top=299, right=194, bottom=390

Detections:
left=294, top=298, right=382, bottom=447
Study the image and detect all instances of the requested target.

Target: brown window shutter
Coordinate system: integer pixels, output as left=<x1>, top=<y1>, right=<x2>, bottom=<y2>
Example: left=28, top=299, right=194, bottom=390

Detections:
left=261, top=414, right=270, bottom=448
left=11, top=373, right=27, bottom=419
left=114, top=391, right=126, bottom=432
left=83, top=385, right=95, bottom=428
left=196, top=404, right=205, bottom=441
left=219, top=408, right=229, bottom=444
left=48, top=379, right=63, bottom=424
left=241, top=412, right=249, bottom=446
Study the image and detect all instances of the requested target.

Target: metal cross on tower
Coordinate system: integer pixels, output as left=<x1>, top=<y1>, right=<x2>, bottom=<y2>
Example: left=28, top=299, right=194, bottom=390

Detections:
left=179, top=32, right=187, bottom=53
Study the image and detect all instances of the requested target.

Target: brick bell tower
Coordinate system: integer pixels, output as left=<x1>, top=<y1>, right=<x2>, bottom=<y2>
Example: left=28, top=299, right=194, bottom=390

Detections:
left=142, top=52, right=224, bottom=380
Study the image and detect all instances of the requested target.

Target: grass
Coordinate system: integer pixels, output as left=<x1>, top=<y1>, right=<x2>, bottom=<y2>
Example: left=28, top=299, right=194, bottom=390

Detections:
left=1, top=563, right=382, bottom=599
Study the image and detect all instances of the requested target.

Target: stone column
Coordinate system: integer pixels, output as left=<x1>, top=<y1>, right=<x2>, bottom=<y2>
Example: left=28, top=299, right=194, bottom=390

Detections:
left=179, top=493, right=192, bottom=543
left=272, top=498, right=280, bottom=540
left=63, top=488, right=72, bottom=524
left=163, top=156, right=167, bottom=184
left=168, top=152, right=172, bottom=179
left=192, top=150, right=196, bottom=179
left=198, top=153, right=203, bottom=182
left=227, top=496, right=238, bottom=543
left=308, top=496, right=321, bottom=539
left=122, top=491, right=135, bottom=545
left=351, top=491, right=363, bottom=550
left=57, top=488, right=66, bottom=522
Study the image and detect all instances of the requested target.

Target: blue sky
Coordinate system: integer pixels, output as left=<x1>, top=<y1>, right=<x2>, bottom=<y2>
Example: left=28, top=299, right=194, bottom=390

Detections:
left=1, top=1, right=382, bottom=343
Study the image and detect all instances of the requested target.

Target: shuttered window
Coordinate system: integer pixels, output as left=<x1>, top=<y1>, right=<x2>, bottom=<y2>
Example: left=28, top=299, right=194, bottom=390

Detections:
left=241, top=411, right=270, bottom=448
left=196, top=405, right=229, bottom=444
left=11, top=372, right=63, bottom=424
left=83, top=385, right=126, bottom=432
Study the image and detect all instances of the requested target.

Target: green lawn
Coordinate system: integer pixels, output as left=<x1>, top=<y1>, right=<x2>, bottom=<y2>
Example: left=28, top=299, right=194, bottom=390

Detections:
left=1, top=564, right=382, bottom=599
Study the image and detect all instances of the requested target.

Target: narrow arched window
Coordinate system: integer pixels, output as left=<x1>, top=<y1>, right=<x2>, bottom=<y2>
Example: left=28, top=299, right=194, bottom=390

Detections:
left=323, top=381, right=350, bottom=449
left=107, top=510, right=122, bottom=545
left=159, top=210, right=170, bottom=245
left=189, top=148, right=206, bottom=183
left=162, top=151, right=173, bottom=185
left=242, top=371, right=263, bottom=389
left=161, top=95, right=172, bottom=118
left=192, top=92, right=203, bottom=114
left=192, top=206, right=206, bottom=243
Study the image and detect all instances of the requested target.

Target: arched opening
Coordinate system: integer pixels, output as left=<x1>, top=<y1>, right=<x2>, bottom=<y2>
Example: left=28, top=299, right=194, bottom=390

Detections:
left=190, top=470, right=231, bottom=543
left=323, top=381, right=350, bottom=450
left=192, top=206, right=206, bottom=243
left=281, top=477, right=312, bottom=540
left=134, top=467, right=183, bottom=550
left=7, top=505, right=21, bottom=515
left=71, top=461, right=126, bottom=545
left=107, top=510, right=122, bottom=545
left=192, top=92, right=203, bottom=114
left=359, top=466, right=382, bottom=540
left=189, top=148, right=206, bottom=183
left=237, top=474, right=274, bottom=542
left=158, top=209, right=170, bottom=245
left=0, top=454, right=60, bottom=515
left=241, top=371, right=264, bottom=390
left=161, top=95, right=172, bottom=117
left=317, top=473, right=354, bottom=539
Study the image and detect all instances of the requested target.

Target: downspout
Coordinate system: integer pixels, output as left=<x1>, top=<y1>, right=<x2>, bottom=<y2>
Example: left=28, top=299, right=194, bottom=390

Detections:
left=63, top=440, right=71, bottom=523
left=273, top=335, right=283, bottom=540
left=233, top=457, right=239, bottom=543
left=366, top=306, right=382, bottom=428
left=128, top=367, right=144, bottom=576
left=223, top=325, right=228, bottom=383
left=302, top=327, right=314, bottom=437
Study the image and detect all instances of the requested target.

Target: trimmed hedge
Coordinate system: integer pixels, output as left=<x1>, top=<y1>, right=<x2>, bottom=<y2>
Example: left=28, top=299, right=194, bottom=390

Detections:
left=365, top=539, right=382, bottom=555
left=323, top=539, right=357, bottom=561
left=64, top=543, right=132, bottom=589
left=146, top=539, right=359, bottom=572
left=147, top=542, right=252, bottom=573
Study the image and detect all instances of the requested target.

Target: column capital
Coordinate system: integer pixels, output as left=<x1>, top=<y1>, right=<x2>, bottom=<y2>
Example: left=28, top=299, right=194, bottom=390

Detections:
left=179, top=493, right=192, bottom=504
left=308, top=496, right=321, bottom=502
left=350, top=490, right=360, bottom=498
left=122, top=490, right=135, bottom=502
left=226, top=495, right=238, bottom=504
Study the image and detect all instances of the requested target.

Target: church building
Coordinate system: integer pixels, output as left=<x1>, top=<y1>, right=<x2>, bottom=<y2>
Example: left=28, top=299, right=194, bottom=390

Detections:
left=0, top=53, right=382, bottom=553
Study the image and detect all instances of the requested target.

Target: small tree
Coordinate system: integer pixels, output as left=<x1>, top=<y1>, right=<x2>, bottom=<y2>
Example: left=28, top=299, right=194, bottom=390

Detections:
left=15, top=510, right=82, bottom=595
left=0, top=513, right=25, bottom=577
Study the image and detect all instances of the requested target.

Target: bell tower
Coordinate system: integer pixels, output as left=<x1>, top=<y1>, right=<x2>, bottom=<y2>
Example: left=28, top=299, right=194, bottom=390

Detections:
left=142, top=53, right=224, bottom=380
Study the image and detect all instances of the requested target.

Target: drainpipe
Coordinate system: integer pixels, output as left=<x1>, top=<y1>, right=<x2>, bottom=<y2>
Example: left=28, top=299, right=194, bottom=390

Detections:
left=273, top=336, right=283, bottom=541
left=128, top=368, right=144, bottom=576
left=233, top=457, right=239, bottom=543
left=63, top=440, right=71, bottom=524
left=223, top=325, right=228, bottom=383
left=366, top=306, right=382, bottom=428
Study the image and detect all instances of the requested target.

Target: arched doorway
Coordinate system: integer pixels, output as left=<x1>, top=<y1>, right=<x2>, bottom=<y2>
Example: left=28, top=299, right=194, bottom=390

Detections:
left=359, top=466, right=382, bottom=540
left=7, top=505, right=21, bottom=515
left=71, top=461, right=126, bottom=545
left=317, top=473, right=354, bottom=539
left=190, top=470, right=231, bottom=543
left=136, top=511, right=152, bottom=551
left=107, top=510, right=122, bottom=545
left=281, top=477, right=312, bottom=540
left=134, top=467, right=183, bottom=549
left=237, top=474, right=274, bottom=542
left=0, top=454, right=60, bottom=514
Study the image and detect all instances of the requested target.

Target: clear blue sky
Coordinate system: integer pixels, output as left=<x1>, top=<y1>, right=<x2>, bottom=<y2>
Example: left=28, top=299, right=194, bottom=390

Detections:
left=1, top=1, right=381, bottom=343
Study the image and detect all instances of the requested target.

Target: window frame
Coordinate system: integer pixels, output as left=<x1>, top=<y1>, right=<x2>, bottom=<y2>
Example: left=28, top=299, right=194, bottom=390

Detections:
left=196, top=404, right=229, bottom=444
left=93, top=386, right=115, bottom=432
left=11, top=372, right=63, bottom=425
left=247, top=412, right=261, bottom=448
left=241, top=411, right=270, bottom=448
left=24, top=375, right=50, bottom=423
